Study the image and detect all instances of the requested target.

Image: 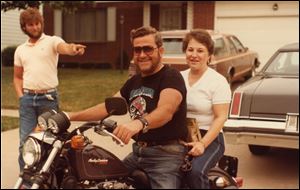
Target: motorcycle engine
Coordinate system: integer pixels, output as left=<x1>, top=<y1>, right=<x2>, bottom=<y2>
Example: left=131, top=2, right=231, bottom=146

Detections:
left=96, top=180, right=133, bottom=189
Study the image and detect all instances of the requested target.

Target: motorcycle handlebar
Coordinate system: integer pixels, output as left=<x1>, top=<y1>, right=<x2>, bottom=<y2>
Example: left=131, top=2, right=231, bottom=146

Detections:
left=67, top=119, right=125, bottom=146
left=101, top=119, right=117, bottom=132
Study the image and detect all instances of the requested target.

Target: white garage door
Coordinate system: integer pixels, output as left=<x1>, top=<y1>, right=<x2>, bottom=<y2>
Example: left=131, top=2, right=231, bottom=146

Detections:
left=215, top=2, right=299, bottom=70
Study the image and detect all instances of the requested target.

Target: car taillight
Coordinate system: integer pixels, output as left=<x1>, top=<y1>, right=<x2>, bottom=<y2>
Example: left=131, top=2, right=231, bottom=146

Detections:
left=230, top=92, right=242, bottom=117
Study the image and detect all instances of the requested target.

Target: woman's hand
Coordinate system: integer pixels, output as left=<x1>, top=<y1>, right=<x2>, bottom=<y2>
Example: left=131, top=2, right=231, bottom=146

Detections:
left=184, top=141, right=206, bottom=157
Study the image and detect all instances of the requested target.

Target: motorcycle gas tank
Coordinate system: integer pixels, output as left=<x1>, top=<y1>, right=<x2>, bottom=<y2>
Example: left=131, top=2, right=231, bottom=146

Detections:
left=69, top=144, right=129, bottom=181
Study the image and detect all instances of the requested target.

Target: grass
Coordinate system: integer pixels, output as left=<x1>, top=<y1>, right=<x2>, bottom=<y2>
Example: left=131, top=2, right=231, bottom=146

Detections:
left=1, top=66, right=129, bottom=131
left=2, top=67, right=129, bottom=111
left=1, top=116, right=19, bottom=132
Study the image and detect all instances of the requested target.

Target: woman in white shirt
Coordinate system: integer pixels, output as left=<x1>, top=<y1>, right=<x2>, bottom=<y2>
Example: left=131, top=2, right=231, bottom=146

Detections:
left=180, top=29, right=231, bottom=188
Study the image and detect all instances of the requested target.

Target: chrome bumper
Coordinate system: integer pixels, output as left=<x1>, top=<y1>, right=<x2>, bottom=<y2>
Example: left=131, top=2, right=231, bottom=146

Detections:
left=223, top=119, right=299, bottom=149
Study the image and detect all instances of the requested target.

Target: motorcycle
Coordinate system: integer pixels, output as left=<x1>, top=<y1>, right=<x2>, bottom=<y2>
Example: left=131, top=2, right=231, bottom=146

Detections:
left=14, top=97, right=242, bottom=189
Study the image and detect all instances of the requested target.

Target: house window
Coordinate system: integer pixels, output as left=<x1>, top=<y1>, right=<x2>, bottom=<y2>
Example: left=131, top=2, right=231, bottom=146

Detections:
left=159, top=5, right=182, bottom=31
left=63, top=9, right=107, bottom=42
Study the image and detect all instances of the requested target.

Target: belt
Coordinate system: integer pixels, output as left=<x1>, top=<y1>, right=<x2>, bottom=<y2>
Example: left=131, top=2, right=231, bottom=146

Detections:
left=23, top=88, right=56, bottom=95
left=136, top=139, right=181, bottom=147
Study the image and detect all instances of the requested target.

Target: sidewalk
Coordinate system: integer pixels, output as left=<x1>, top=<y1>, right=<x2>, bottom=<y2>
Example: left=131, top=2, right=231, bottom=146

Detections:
left=1, top=109, right=19, bottom=117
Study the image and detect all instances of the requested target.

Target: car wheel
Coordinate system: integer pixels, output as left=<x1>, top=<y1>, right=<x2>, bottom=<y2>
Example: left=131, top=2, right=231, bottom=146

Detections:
left=246, top=65, right=256, bottom=80
left=248, top=145, right=271, bottom=155
left=226, top=73, right=233, bottom=84
left=251, top=65, right=256, bottom=77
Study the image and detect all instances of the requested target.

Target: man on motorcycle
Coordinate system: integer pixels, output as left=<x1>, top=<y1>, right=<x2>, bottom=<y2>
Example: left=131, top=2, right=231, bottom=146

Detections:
left=67, top=26, right=188, bottom=189
left=13, top=7, right=86, bottom=171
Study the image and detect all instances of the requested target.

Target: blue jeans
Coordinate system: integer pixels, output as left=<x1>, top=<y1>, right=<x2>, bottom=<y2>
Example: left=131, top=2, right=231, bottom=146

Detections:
left=123, top=141, right=187, bottom=189
left=18, top=91, right=59, bottom=171
left=186, top=131, right=225, bottom=189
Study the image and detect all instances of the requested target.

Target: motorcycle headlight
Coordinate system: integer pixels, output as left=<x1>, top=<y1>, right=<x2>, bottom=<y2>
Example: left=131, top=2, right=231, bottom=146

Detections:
left=22, top=137, right=41, bottom=167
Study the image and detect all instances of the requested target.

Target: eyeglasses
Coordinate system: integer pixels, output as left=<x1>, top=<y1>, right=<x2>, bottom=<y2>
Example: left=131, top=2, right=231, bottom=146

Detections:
left=133, top=46, right=158, bottom=56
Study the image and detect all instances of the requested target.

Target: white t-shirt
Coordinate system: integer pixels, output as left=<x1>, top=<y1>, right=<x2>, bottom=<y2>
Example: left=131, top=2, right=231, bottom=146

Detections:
left=14, top=33, right=64, bottom=90
left=181, top=68, right=231, bottom=130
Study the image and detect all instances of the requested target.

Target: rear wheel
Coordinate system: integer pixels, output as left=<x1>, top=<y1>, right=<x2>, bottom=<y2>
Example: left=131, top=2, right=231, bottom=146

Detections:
left=208, top=167, right=238, bottom=189
left=248, top=145, right=271, bottom=155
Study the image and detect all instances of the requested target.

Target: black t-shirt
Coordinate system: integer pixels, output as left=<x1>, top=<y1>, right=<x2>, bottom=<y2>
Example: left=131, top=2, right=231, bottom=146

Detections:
left=120, top=65, right=187, bottom=142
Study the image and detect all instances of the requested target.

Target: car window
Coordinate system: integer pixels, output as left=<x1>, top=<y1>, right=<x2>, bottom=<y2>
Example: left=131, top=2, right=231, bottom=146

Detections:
left=265, top=51, right=299, bottom=75
left=226, top=37, right=238, bottom=55
left=214, top=38, right=228, bottom=58
left=163, top=38, right=184, bottom=56
left=229, top=36, right=246, bottom=53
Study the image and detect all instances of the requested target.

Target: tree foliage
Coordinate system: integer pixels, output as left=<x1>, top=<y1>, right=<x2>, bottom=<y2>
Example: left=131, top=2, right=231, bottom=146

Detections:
left=1, top=1, right=94, bottom=13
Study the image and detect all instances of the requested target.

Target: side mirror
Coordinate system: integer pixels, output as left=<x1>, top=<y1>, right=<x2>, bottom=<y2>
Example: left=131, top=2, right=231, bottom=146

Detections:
left=105, top=97, right=128, bottom=115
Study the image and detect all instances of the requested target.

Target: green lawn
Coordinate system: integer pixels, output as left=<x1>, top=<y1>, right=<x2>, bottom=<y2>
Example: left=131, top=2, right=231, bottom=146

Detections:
left=1, top=66, right=129, bottom=131
left=1, top=116, right=19, bottom=132
left=2, top=67, right=129, bottom=111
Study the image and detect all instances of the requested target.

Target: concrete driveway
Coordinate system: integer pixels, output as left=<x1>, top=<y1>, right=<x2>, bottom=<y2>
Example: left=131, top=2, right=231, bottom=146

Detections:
left=1, top=110, right=298, bottom=189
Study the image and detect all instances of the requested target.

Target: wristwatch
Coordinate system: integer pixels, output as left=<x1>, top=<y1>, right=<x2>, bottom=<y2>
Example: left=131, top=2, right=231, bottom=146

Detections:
left=138, top=117, right=149, bottom=133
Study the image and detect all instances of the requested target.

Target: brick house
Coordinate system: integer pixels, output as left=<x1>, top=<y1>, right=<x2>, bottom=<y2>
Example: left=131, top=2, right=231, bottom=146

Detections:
left=2, top=1, right=298, bottom=69
left=42, top=1, right=215, bottom=69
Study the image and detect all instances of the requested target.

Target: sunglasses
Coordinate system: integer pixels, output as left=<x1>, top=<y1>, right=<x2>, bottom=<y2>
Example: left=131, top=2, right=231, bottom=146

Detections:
left=133, top=46, right=158, bottom=56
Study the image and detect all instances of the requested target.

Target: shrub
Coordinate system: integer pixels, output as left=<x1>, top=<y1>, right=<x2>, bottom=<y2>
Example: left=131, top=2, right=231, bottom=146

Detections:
left=1, top=46, right=17, bottom=67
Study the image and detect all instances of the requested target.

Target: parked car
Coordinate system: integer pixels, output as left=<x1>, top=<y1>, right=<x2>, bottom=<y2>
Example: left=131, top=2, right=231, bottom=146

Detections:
left=128, top=29, right=260, bottom=84
left=223, top=42, right=299, bottom=155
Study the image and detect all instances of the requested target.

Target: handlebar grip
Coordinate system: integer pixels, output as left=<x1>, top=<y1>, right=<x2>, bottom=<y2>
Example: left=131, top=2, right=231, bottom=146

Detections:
left=102, top=119, right=117, bottom=133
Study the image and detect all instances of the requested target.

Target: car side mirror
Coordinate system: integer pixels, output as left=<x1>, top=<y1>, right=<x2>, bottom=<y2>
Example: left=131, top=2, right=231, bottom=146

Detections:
left=105, top=97, right=128, bottom=115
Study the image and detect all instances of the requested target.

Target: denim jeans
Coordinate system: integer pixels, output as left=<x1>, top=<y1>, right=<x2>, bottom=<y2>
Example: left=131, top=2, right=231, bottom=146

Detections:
left=18, top=91, right=59, bottom=171
left=123, top=141, right=187, bottom=189
left=185, top=131, right=225, bottom=189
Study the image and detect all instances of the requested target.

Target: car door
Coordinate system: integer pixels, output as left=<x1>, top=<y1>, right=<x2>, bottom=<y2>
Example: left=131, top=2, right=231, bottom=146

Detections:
left=228, top=35, right=251, bottom=79
left=212, top=37, right=232, bottom=81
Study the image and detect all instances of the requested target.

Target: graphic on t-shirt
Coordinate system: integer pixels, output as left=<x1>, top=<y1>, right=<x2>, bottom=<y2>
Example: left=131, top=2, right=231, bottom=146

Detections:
left=129, top=96, right=146, bottom=119
left=129, top=86, right=153, bottom=119
left=129, top=86, right=154, bottom=101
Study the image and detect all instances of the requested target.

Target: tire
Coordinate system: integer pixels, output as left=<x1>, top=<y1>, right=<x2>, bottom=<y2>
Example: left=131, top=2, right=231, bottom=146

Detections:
left=245, top=65, right=256, bottom=80
left=208, top=167, right=238, bottom=189
left=248, top=145, right=271, bottom=155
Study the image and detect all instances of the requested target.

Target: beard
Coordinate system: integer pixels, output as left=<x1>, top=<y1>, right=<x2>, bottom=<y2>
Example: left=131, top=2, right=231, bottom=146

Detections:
left=25, top=29, right=43, bottom=40
left=136, top=52, right=162, bottom=75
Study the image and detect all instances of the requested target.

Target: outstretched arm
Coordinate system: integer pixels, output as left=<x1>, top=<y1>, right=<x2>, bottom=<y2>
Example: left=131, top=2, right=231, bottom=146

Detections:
left=57, top=42, right=86, bottom=56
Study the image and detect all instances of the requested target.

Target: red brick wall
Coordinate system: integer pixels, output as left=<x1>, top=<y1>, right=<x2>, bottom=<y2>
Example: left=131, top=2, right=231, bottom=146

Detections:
left=43, top=2, right=143, bottom=69
left=43, top=2, right=215, bottom=68
left=193, top=1, right=215, bottom=29
left=150, top=4, right=160, bottom=29
left=43, top=4, right=54, bottom=36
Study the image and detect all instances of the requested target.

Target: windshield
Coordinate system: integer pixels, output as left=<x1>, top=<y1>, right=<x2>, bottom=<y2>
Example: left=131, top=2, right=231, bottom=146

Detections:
left=264, top=51, right=299, bottom=76
left=163, top=38, right=184, bottom=56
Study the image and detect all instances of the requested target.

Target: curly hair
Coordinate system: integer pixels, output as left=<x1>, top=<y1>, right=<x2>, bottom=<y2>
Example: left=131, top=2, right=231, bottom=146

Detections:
left=130, top=26, right=163, bottom=47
